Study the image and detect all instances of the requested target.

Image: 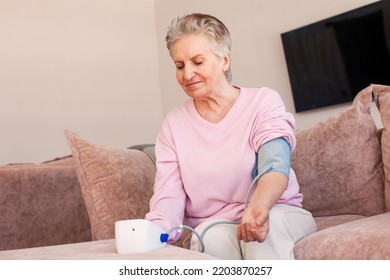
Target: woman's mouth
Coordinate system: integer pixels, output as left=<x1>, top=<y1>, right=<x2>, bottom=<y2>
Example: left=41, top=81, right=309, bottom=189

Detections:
left=186, top=81, right=201, bottom=89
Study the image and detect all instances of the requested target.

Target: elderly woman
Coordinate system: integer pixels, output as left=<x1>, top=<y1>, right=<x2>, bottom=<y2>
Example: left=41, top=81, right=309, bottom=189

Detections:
left=145, top=13, right=316, bottom=259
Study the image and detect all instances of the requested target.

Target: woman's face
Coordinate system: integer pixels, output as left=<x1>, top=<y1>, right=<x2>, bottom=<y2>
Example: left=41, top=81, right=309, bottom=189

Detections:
left=171, top=34, right=230, bottom=99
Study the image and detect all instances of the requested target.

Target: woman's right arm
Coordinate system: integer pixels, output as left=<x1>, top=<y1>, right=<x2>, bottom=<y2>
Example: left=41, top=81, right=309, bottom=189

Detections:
left=144, top=122, right=187, bottom=239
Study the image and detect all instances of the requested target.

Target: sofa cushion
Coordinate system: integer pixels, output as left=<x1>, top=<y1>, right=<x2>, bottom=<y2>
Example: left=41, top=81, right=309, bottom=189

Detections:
left=0, top=162, right=91, bottom=250
left=65, top=130, right=156, bottom=240
left=314, top=214, right=365, bottom=231
left=291, top=84, right=385, bottom=217
left=294, top=212, right=390, bottom=259
left=373, top=84, right=390, bottom=211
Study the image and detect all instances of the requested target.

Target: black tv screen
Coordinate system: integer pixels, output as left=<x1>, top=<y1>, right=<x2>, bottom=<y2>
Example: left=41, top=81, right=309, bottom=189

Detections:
left=281, top=0, right=390, bottom=112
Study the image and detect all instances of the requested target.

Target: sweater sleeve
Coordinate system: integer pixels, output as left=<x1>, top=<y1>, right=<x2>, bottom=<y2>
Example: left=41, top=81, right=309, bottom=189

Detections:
left=251, top=88, right=296, bottom=151
left=144, top=117, right=187, bottom=235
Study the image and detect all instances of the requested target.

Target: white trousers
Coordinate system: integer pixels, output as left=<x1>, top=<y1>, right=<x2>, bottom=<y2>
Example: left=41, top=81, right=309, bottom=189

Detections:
left=187, top=204, right=317, bottom=260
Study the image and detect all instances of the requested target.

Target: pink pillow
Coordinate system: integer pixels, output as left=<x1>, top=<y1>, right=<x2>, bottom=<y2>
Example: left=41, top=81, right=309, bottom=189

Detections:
left=373, top=84, right=390, bottom=211
left=291, top=84, right=386, bottom=217
left=65, top=130, right=156, bottom=240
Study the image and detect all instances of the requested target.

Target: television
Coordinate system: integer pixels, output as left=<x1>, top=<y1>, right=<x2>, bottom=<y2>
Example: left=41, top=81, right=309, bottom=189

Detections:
left=281, top=0, right=390, bottom=112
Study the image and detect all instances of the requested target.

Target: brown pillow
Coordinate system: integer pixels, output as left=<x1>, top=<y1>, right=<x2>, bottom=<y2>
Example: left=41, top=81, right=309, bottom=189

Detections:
left=373, top=84, right=390, bottom=211
left=65, top=130, right=156, bottom=240
left=291, top=84, right=385, bottom=217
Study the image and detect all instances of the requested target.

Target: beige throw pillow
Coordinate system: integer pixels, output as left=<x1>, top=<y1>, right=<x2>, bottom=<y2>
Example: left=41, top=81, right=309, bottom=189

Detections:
left=291, top=84, right=386, bottom=217
left=373, top=84, right=390, bottom=211
left=65, top=130, right=156, bottom=240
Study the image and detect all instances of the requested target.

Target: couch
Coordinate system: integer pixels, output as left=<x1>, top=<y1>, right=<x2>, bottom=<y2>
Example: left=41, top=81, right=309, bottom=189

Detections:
left=1, top=84, right=389, bottom=259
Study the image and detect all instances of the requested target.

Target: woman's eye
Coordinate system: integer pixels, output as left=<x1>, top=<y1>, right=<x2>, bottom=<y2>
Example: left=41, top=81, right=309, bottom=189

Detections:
left=194, top=61, right=203, bottom=65
left=176, top=65, right=184, bottom=70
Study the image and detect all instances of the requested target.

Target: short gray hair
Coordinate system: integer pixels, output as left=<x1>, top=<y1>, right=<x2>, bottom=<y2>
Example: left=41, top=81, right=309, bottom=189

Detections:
left=166, top=13, right=232, bottom=81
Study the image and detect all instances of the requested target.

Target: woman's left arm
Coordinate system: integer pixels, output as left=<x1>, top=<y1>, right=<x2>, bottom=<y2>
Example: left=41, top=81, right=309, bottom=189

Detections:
left=237, top=172, right=287, bottom=242
left=240, top=88, right=296, bottom=242
left=238, top=136, right=292, bottom=242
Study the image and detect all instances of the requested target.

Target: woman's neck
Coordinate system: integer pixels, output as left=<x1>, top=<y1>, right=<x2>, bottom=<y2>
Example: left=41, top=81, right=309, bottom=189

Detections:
left=194, top=85, right=240, bottom=124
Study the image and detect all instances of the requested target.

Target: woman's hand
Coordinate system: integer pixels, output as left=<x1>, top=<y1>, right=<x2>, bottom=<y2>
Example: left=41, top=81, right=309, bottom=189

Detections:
left=237, top=204, right=270, bottom=243
left=237, top=172, right=288, bottom=243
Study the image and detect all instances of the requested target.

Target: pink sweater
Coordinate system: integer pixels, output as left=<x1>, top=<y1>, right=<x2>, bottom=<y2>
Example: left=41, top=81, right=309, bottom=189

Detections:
left=145, top=87, right=303, bottom=231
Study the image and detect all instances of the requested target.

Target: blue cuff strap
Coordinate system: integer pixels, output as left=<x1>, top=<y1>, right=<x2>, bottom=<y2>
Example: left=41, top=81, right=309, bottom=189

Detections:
left=252, top=137, right=291, bottom=179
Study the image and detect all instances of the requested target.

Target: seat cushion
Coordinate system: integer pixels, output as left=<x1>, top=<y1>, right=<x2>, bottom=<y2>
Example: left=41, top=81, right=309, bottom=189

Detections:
left=314, top=215, right=365, bottom=231
left=294, top=212, right=390, bottom=259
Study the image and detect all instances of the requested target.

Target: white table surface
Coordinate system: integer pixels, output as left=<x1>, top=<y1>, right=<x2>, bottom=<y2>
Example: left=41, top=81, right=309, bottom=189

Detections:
left=0, top=239, right=216, bottom=260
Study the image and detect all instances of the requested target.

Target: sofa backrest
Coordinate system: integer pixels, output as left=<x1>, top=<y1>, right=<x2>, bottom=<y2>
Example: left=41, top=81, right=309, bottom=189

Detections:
left=0, top=159, right=91, bottom=251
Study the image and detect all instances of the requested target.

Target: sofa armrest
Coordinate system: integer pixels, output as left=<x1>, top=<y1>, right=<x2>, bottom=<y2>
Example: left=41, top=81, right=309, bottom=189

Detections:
left=0, top=160, right=91, bottom=250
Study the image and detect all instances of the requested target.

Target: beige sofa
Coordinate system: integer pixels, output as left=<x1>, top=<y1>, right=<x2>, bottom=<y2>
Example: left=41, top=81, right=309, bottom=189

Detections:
left=1, top=84, right=389, bottom=259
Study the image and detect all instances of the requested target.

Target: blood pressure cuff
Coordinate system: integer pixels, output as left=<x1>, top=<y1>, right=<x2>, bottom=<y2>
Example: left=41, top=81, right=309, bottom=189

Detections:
left=252, top=137, right=291, bottom=179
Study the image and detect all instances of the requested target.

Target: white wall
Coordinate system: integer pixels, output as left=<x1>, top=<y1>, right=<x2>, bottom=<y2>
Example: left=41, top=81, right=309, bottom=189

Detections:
left=155, top=0, right=383, bottom=129
left=0, top=0, right=383, bottom=165
left=0, top=0, right=163, bottom=165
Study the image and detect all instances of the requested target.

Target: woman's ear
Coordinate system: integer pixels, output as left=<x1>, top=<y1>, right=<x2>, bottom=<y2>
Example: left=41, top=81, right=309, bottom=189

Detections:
left=222, top=54, right=231, bottom=72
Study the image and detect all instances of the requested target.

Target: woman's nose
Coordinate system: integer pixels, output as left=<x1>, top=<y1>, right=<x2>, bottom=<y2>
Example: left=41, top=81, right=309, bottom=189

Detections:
left=183, top=65, right=194, bottom=80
